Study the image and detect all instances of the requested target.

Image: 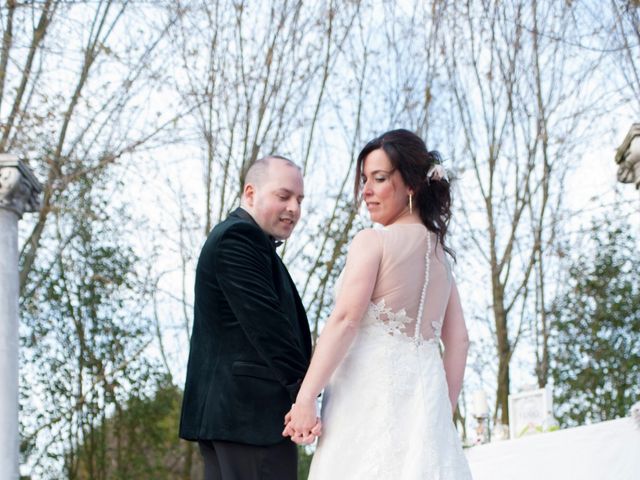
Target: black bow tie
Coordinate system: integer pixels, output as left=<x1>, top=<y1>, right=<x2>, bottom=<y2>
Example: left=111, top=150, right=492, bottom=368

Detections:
left=270, top=237, right=283, bottom=249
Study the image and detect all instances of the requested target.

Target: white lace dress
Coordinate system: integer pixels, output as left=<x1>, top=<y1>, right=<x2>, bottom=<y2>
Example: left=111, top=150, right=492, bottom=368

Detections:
left=308, top=224, right=472, bottom=479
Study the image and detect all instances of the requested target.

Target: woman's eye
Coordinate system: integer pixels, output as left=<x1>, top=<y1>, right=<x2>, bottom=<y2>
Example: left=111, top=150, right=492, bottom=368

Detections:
left=375, top=176, right=386, bottom=182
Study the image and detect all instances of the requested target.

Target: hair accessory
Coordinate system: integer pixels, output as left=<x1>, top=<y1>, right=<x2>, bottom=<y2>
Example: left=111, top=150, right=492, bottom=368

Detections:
left=426, top=164, right=449, bottom=182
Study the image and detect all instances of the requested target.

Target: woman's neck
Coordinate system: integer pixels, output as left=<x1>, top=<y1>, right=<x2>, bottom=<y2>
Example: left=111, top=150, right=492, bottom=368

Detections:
left=384, top=207, right=422, bottom=226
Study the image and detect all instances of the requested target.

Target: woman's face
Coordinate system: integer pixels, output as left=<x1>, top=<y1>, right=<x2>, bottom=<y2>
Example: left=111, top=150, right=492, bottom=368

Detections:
left=361, top=148, right=412, bottom=225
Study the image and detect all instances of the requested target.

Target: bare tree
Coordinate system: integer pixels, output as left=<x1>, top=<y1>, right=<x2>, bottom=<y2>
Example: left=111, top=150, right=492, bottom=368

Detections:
left=13, top=2, right=638, bottom=475
left=440, top=0, right=599, bottom=424
left=609, top=0, right=640, bottom=114
left=3, top=1, right=184, bottom=476
left=156, top=0, right=364, bottom=364
left=0, top=1, right=183, bottom=293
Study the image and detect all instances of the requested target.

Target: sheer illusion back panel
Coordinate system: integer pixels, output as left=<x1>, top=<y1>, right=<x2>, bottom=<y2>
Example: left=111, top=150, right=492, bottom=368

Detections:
left=371, top=224, right=452, bottom=341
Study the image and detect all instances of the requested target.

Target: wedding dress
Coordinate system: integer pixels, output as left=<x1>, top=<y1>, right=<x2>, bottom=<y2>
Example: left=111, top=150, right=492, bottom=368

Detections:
left=308, top=224, right=472, bottom=479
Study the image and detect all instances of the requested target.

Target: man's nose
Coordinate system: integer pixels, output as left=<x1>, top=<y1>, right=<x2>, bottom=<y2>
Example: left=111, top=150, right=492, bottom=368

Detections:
left=287, top=198, right=300, bottom=215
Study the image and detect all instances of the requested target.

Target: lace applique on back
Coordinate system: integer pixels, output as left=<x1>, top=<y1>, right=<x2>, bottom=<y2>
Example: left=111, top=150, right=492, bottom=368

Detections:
left=367, top=299, right=412, bottom=336
left=362, top=299, right=440, bottom=345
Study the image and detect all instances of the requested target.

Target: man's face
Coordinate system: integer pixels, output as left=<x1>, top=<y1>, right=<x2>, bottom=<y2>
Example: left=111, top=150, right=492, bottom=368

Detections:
left=245, top=159, right=304, bottom=240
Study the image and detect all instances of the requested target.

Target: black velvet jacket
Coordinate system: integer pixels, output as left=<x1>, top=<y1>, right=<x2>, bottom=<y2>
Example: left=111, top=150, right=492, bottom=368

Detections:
left=179, top=208, right=312, bottom=446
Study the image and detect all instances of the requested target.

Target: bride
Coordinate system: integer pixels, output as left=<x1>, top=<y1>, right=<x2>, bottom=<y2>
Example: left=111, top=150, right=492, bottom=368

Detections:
left=283, top=129, right=472, bottom=479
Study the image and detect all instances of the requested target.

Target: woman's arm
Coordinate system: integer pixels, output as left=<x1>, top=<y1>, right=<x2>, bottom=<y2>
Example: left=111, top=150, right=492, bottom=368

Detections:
left=440, top=279, right=470, bottom=412
left=283, top=229, right=382, bottom=440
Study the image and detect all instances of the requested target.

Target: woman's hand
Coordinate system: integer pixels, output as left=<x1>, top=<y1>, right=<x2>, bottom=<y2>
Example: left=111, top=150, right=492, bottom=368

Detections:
left=282, top=399, right=322, bottom=445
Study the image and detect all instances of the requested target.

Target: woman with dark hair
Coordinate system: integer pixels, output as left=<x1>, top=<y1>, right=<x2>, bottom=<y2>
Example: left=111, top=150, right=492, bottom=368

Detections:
left=284, top=129, right=472, bottom=478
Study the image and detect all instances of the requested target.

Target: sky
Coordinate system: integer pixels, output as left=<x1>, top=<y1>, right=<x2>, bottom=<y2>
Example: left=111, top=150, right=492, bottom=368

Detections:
left=7, top=3, right=640, bottom=474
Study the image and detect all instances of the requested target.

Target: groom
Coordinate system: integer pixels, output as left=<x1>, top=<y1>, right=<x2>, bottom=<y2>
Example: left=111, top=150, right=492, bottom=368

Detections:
left=179, top=156, right=317, bottom=480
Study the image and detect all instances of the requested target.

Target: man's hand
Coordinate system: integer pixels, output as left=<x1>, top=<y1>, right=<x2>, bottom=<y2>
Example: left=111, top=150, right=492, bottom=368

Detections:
left=282, top=402, right=322, bottom=445
left=287, top=418, right=322, bottom=445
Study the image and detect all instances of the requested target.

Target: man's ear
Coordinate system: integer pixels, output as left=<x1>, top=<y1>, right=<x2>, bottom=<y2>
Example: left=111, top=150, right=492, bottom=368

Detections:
left=243, top=183, right=255, bottom=207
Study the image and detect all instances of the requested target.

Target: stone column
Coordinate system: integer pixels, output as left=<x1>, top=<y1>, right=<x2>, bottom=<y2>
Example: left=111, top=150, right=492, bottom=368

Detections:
left=0, top=154, right=41, bottom=480
left=615, top=123, right=640, bottom=190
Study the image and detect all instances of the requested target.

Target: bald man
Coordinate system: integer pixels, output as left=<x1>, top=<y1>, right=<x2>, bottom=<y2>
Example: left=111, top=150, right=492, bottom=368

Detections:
left=179, top=156, right=315, bottom=480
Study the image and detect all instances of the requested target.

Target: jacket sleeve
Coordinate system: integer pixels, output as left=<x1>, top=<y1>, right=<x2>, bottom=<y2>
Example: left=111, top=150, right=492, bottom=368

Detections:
left=214, top=222, right=308, bottom=401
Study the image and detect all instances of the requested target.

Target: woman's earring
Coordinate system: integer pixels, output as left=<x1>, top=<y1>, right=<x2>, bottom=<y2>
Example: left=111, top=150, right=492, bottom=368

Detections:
left=409, top=194, right=413, bottom=214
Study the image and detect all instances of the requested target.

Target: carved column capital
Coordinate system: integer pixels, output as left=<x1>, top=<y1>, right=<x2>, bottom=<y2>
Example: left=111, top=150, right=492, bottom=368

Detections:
left=615, top=123, right=640, bottom=190
left=0, top=154, right=42, bottom=219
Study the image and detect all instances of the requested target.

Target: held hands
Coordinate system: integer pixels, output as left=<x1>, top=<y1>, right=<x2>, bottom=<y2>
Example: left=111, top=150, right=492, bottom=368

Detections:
left=282, top=399, right=322, bottom=445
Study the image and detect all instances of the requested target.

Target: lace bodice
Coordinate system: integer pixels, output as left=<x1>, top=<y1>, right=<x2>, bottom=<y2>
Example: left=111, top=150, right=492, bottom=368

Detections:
left=337, top=223, right=452, bottom=344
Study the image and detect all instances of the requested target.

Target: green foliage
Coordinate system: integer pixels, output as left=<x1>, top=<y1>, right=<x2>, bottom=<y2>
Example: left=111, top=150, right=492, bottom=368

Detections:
left=73, top=379, right=201, bottom=480
left=19, top=177, right=166, bottom=478
left=297, top=445, right=314, bottom=480
left=73, top=379, right=307, bottom=480
left=517, top=423, right=559, bottom=437
left=550, top=220, right=640, bottom=427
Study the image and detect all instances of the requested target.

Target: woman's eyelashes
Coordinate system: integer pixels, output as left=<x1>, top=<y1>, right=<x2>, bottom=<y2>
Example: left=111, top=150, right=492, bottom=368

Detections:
left=361, top=174, right=389, bottom=186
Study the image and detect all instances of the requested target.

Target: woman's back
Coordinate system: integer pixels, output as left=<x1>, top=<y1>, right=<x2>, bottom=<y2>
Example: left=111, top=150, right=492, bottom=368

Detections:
left=310, top=225, right=472, bottom=479
left=367, top=223, right=452, bottom=344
